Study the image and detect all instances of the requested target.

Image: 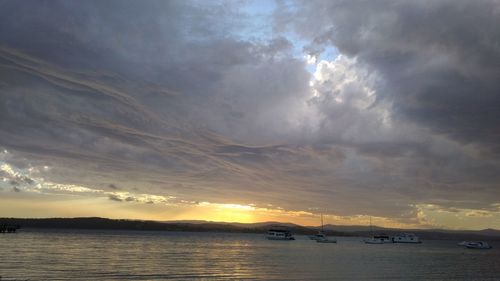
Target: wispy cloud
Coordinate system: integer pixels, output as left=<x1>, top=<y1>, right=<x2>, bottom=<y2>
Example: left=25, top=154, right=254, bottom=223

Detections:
left=0, top=0, right=499, bottom=229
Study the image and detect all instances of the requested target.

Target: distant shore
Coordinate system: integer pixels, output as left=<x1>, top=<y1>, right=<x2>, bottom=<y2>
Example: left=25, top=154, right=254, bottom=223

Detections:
left=1, top=217, right=499, bottom=241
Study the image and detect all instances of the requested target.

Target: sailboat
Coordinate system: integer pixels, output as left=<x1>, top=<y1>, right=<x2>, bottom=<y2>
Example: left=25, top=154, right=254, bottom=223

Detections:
left=309, top=213, right=326, bottom=240
left=314, top=214, right=337, bottom=243
left=363, top=217, right=388, bottom=244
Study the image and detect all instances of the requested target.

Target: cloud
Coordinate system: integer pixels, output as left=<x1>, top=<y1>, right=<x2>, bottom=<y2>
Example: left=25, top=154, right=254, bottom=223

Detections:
left=0, top=0, right=499, bottom=228
left=279, top=0, right=500, bottom=154
left=108, top=194, right=123, bottom=202
left=465, top=210, right=493, bottom=218
left=270, top=0, right=500, bottom=215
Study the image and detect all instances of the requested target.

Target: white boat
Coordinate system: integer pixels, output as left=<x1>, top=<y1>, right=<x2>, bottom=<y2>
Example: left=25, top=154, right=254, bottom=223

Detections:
left=464, top=241, right=492, bottom=249
left=316, top=237, right=337, bottom=243
left=309, top=214, right=326, bottom=240
left=309, top=233, right=326, bottom=240
left=266, top=228, right=295, bottom=240
left=364, top=217, right=390, bottom=244
left=373, top=235, right=391, bottom=243
left=392, top=233, right=422, bottom=243
left=364, top=237, right=385, bottom=244
left=311, top=214, right=337, bottom=243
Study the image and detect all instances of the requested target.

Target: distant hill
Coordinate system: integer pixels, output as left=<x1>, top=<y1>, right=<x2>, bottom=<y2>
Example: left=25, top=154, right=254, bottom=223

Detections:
left=320, top=224, right=388, bottom=232
left=1, top=217, right=499, bottom=240
left=0, top=217, right=265, bottom=233
left=477, top=228, right=500, bottom=236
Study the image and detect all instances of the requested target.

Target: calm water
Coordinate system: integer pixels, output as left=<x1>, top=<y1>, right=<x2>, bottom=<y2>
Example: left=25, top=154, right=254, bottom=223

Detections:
left=0, top=229, right=499, bottom=280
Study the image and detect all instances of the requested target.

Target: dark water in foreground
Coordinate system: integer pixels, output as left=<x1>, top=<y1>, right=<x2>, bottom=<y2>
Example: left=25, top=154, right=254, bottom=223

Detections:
left=0, top=229, right=499, bottom=280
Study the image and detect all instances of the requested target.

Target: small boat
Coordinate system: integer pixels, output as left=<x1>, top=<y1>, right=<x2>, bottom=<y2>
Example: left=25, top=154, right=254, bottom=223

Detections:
left=309, top=214, right=326, bottom=240
left=364, top=237, right=384, bottom=244
left=309, top=233, right=326, bottom=240
left=312, top=214, right=337, bottom=243
left=392, top=233, right=422, bottom=243
left=316, top=237, right=337, bottom=243
left=266, top=228, right=295, bottom=240
left=364, top=217, right=390, bottom=244
left=464, top=241, right=492, bottom=249
left=0, top=224, right=20, bottom=233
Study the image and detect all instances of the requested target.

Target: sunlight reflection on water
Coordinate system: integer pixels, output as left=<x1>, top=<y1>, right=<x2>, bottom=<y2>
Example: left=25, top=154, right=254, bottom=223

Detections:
left=0, top=229, right=499, bottom=280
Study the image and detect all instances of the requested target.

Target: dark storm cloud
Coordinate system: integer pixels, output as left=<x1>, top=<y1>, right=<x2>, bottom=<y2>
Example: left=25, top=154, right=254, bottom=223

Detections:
left=280, top=0, right=500, bottom=154
left=0, top=0, right=231, bottom=67
left=0, top=0, right=499, bottom=225
left=273, top=0, right=500, bottom=214
left=0, top=0, right=315, bottom=213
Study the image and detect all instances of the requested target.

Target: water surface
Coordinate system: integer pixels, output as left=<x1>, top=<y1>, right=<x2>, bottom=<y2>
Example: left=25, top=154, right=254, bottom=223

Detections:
left=0, top=229, right=498, bottom=280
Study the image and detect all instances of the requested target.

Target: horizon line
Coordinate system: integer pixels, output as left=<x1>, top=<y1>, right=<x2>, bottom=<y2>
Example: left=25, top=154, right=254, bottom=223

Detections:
left=2, top=216, right=498, bottom=232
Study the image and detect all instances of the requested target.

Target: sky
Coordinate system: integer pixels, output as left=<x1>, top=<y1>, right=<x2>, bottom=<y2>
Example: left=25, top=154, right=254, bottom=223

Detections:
left=1, top=0, right=499, bottom=230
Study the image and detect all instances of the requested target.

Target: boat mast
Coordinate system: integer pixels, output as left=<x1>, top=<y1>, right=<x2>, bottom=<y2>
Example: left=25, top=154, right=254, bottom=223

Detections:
left=369, top=216, right=373, bottom=236
left=321, top=213, right=324, bottom=233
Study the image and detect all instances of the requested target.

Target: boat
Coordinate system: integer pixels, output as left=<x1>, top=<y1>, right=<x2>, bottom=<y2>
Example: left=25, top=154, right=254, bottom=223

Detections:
left=0, top=224, right=20, bottom=233
left=464, top=241, right=492, bottom=249
left=316, top=237, right=337, bottom=243
left=309, top=233, right=326, bottom=240
left=364, top=237, right=385, bottom=244
left=373, top=234, right=391, bottom=243
left=392, top=233, right=422, bottom=243
left=266, top=228, right=295, bottom=240
left=313, top=214, right=337, bottom=243
left=364, top=217, right=390, bottom=244
left=309, top=213, right=326, bottom=240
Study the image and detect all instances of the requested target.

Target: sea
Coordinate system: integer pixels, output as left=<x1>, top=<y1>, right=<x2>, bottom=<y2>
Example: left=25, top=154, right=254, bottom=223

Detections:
left=0, top=229, right=498, bottom=280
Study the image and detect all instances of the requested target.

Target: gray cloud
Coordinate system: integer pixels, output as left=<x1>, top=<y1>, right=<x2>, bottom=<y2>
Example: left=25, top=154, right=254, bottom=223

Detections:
left=108, top=194, right=123, bottom=202
left=280, top=0, right=500, bottom=153
left=0, top=0, right=499, bottom=225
